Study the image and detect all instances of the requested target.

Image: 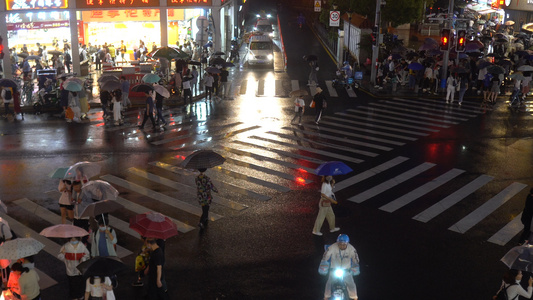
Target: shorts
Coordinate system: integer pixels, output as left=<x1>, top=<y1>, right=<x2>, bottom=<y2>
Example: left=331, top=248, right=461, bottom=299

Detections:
left=59, top=204, right=74, bottom=210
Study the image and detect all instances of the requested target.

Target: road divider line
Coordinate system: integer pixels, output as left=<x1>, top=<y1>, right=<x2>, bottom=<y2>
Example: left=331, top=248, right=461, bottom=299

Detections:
left=379, top=168, right=465, bottom=213
left=448, top=182, right=528, bottom=234
left=390, top=98, right=478, bottom=117
left=335, top=112, right=440, bottom=132
left=324, top=116, right=429, bottom=137
left=325, top=80, right=338, bottom=98
left=301, top=124, right=405, bottom=146
left=232, top=140, right=326, bottom=165
left=317, top=120, right=418, bottom=141
left=350, top=107, right=451, bottom=128
left=369, top=103, right=464, bottom=123
left=335, top=157, right=409, bottom=192
left=381, top=99, right=473, bottom=120
left=487, top=214, right=523, bottom=246
left=348, top=162, right=436, bottom=204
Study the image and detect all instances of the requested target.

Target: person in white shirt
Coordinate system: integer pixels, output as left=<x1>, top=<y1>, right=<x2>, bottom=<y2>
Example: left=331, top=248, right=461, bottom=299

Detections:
left=446, top=74, right=456, bottom=104
left=321, top=234, right=360, bottom=300
left=84, top=276, right=113, bottom=300
left=290, top=96, right=305, bottom=125
left=494, top=269, right=533, bottom=300
left=58, top=237, right=90, bottom=300
left=312, top=176, right=340, bottom=235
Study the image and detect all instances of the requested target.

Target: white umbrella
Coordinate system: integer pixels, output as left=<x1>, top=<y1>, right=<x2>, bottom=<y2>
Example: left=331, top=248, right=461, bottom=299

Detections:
left=518, top=65, right=533, bottom=72
left=0, top=238, right=44, bottom=260
left=40, top=224, right=89, bottom=238
left=153, top=85, right=170, bottom=98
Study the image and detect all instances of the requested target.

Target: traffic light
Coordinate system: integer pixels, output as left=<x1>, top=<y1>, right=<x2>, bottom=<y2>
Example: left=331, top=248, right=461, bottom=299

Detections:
left=440, top=29, right=450, bottom=51
left=0, top=36, right=4, bottom=59
left=371, top=26, right=378, bottom=46
left=456, top=30, right=466, bottom=52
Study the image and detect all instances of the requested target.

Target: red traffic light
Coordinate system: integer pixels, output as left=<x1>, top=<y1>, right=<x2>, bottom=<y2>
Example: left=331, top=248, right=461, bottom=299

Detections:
left=440, top=29, right=450, bottom=50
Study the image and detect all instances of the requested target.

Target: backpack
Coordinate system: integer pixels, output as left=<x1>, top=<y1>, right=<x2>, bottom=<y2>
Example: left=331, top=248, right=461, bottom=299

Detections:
left=4, top=88, right=12, bottom=100
left=495, top=283, right=518, bottom=300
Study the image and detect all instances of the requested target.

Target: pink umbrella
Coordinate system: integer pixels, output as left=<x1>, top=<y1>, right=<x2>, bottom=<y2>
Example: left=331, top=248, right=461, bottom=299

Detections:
left=40, top=224, right=89, bottom=238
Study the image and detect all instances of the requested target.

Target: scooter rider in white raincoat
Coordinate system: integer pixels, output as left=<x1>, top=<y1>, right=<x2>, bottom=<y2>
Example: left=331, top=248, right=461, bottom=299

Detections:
left=321, top=234, right=360, bottom=300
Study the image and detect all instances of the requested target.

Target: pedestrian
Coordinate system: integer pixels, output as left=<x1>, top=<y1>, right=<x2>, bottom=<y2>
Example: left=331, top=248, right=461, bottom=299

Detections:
left=119, top=76, right=131, bottom=109
left=312, top=86, right=327, bottom=124
left=519, top=189, right=533, bottom=244
left=99, top=90, right=111, bottom=121
left=182, top=70, right=192, bottom=105
left=523, top=74, right=532, bottom=100
left=64, top=49, right=72, bottom=73
left=11, top=262, right=40, bottom=300
left=195, top=168, right=218, bottom=229
left=58, top=179, right=74, bottom=224
left=146, top=239, right=169, bottom=300
left=219, top=66, right=230, bottom=99
left=319, top=234, right=359, bottom=300
left=204, top=72, right=214, bottom=101
left=482, top=72, right=493, bottom=105
left=90, top=218, right=117, bottom=258
left=213, top=72, right=220, bottom=100
left=290, top=95, right=305, bottom=125
left=446, top=74, right=456, bottom=104
left=308, top=60, right=318, bottom=86
left=112, top=89, right=122, bottom=126
left=7, top=265, right=21, bottom=299
left=458, top=75, right=468, bottom=106
left=72, top=181, right=90, bottom=246
left=154, top=88, right=166, bottom=127
left=493, top=269, right=533, bottom=299
left=58, top=237, right=90, bottom=300
left=132, top=236, right=151, bottom=287
left=84, top=275, right=114, bottom=300
left=174, top=71, right=182, bottom=99
left=190, top=66, right=198, bottom=96
left=41, top=45, right=48, bottom=67
left=490, top=76, right=501, bottom=104
left=68, top=91, right=81, bottom=123
left=139, top=90, right=156, bottom=130
left=2, top=86, right=14, bottom=117
left=22, top=59, right=31, bottom=80
left=312, top=176, right=340, bottom=236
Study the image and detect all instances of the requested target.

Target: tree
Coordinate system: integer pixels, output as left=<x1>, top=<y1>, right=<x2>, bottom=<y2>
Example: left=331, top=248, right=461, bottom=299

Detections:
left=381, top=0, right=434, bottom=27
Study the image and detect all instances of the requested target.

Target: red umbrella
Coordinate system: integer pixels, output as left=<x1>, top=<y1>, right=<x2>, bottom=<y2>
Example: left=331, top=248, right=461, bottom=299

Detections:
left=129, top=212, right=178, bottom=239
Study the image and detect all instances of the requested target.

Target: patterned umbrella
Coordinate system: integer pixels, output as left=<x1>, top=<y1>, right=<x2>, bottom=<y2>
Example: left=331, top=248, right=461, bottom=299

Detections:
left=0, top=238, right=44, bottom=260
left=129, top=212, right=178, bottom=239
left=181, top=150, right=226, bottom=169
left=40, top=224, right=89, bottom=238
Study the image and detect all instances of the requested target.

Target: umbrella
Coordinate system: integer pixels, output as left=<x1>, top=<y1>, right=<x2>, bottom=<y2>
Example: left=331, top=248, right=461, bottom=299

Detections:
left=501, top=244, right=533, bottom=272
left=516, top=50, right=531, bottom=57
left=81, top=180, right=119, bottom=201
left=49, top=167, right=69, bottom=179
left=518, top=65, right=533, bottom=72
left=17, top=53, right=28, bottom=58
left=418, top=43, right=437, bottom=51
left=181, top=150, right=226, bottom=169
left=0, top=238, right=44, bottom=260
left=305, top=55, right=318, bottom=62
left=0, top=79, right=18, bottom=89
left=153, top=85, right=170, bottom=98
left=40, top=224, right=89, bottom=238
left=187, top=60, right=202, bottom=66
left=25, top=56, right=40, bottom=60
left=289, top=90, right=309, bottom=97
left=210, top=57, right=225, bottom=66
left=63, top=81, right=83, bottom=92
left=97, top=75, right=120, bottom=84
left=477, top=61, right=493, bottom=69
left=142, top=73, right=161, bottom=84
left=408, top=62, right=424, bottom=71
left=497, top=59, right=513, bottom=67
left=465, top=43, right=482, bottom=52
left=214, top=51, right=225, bottom=56
left=426, top=49, right=442, bottom=56
left=510, top=72, right=526, bottom=81
left=496, top=38, right=510, bottom=43
left=129, top=212, right=178, bottom=240
left=436, top=60, right=453, bottom=66
left=80, top=200, right=124, bottom=225
left=64, top=78, right=84, bottom=86
left=487, top=65, right=505, bottom=74
left=505, top=20, right=515, bottom=26
left=224, top=62, right=236, bottom=67
left=206, top=67, right=221, bottom=74
left=391, top=53, right=402, bottom=60
left=423, top=38, right=439, bottom=46
left=495, top=33, right=508, bottom=40
left=65, top=162, right=101, bottom=181
left=147, top=46, right=189, bottom=60
left=315, top=161, right=353, bottom=176
left=131, top=83, right=154, bottom=93
left=76, top=256, right=127, bottom=277
left=486, top=53, right=498, bottom=57
left=466, top=51, right=483, bottom=57
left=48, top=50, right=63, bottom=56
left=100, top=80, right=121, bottom=92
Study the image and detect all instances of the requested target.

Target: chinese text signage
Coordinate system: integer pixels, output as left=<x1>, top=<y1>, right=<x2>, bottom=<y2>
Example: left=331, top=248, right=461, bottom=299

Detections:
left=167, top=0, right=211, bottom=6
left=6, top=0, right=68, bottom=10
left=76, top=0, right=156, bottom=9
left=7, top=20, right=69, bottom=30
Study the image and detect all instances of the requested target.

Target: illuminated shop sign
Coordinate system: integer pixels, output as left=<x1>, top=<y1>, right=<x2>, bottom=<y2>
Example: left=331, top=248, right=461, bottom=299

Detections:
left=76, top=0, right=156, bottom=9
left=7, top=11, right=70, bottom=23
left=81, top=9, right=186, bottom=21
left=167, top=0, right=211, bottom=6
left=6, top=0, right=68, bottom=10
left=7, top=20, right=69, bottom=30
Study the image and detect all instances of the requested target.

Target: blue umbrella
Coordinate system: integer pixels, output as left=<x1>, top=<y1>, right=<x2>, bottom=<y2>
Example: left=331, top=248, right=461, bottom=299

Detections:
left=408, top=62, right=424, bottom=71
left=315, top=161, right=353, bottom=176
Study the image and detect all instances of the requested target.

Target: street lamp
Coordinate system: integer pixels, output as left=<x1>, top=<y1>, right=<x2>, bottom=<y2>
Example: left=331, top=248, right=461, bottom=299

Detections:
left=346, top=10, right=353, bottom=63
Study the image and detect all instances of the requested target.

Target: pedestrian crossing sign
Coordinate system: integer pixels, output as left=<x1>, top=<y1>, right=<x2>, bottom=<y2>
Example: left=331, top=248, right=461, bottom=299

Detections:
left=314, top=0, right=321, bottom=12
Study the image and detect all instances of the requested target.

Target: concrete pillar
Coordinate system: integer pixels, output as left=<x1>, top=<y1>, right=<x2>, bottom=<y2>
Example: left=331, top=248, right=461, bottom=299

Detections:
left=0, top=12, right=12, bottom=80
left=211, top=8, right=221, bottom=52
left=69, top=10, right=80, bottom=76
left=160, top=8, right=168, bottom=47
left=337, top=30, right=344, bottom=68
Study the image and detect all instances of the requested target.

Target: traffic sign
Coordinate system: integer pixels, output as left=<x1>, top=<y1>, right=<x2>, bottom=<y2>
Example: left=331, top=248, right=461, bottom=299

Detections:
left=330, top=10, right=340, bottom=27
left=314, top=0, right=321, bottom=12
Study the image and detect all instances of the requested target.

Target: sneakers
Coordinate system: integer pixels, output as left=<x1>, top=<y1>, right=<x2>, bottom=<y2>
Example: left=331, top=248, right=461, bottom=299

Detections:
left=132, top=281, right=143, bottom=287
left=312, top=231, right=323, bottom=236
left=330, top=227, right=340, bottom=233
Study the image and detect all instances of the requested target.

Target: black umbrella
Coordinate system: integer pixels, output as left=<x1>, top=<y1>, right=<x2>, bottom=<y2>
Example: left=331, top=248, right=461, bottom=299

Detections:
left=100, top=80, right=122, bottom=92
left=210, top=57, right=225, bottom=66
left=187, top=60, right=202, bottom=66
left=147, top=46, right=189, bottom=60
left=487, top=65, right=505, bottom=74
left=497, top=59, right=513, bottom=67
left=76, top=256, right=127, bottom=277
left=181, top=150, right=226, bottom=169
left=48, top=50, right=63, bottom=56
left=496, top=38, right=509, bottom=43
left=206, top=67, right=221, bottom=74
left=26, top=55, right=40, bottom=60
left=131, top=83, right=154, bottom=93
left=0, top=79, right=18, bottom=89
left=17, top=53, right=28, bottom=58
left=214, top=51, right=225, bottom=56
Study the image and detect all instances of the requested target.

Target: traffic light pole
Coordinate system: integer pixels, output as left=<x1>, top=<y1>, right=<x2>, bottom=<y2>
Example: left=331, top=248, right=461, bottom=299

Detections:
left=441, top=0, right=454, bottom=88
left=370, top=0, right=382, bottom=85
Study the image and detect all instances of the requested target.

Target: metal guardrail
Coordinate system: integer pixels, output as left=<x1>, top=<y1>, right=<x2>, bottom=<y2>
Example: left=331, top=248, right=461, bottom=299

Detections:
left=313, top=22, right=338, bottom=56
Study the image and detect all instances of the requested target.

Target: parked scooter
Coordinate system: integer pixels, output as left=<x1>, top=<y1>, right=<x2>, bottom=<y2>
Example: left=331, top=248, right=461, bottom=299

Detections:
left=33, top=78, right=61, bottom=114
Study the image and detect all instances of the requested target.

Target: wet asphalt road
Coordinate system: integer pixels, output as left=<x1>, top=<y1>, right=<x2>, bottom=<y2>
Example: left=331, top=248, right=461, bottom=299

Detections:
left=3, top=5, right=533, bottom=300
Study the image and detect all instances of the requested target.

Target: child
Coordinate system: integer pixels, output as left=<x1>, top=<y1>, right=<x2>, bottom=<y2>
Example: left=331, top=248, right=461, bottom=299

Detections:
left=290, top=96, right=305, bottom=125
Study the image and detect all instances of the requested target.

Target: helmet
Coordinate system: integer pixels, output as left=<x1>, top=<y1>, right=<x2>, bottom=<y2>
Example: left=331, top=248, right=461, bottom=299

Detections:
left=343, top=61, right=349, bottom=65
left=337, top=234, right=349, bottom=243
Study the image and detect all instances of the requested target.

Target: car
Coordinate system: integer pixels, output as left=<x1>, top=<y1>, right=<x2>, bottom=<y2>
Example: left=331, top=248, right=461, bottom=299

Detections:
left=246, top=35, right=274, bottom=67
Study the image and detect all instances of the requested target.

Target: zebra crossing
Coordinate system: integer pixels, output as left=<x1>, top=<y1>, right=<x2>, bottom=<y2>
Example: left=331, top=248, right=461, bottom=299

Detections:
left=234, top=79, right=358, bottom=98
left=9, top=95, right=529, bottom=289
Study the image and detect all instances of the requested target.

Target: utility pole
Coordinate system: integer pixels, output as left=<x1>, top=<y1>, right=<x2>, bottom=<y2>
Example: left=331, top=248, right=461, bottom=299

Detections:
left=440, top=0, right=454, bottom=89
left=370, top=0, right=382, bottom=85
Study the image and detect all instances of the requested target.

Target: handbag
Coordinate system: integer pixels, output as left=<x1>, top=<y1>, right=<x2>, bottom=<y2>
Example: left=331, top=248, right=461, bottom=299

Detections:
left=310, top=100, right=315, bottom=108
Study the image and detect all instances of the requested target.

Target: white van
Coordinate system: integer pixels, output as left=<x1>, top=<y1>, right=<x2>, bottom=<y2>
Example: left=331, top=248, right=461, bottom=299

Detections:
left=247, top=35, right=274, bottom=67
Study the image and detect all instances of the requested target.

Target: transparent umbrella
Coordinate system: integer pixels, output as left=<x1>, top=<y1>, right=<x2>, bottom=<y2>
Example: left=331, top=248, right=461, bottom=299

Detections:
left=64, top=161, right=101, bottom=181
left=81, top=180, right=118, bottom=201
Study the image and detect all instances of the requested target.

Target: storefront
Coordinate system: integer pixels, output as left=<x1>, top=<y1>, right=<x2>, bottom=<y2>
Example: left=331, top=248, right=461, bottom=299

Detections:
left=467, top=0, right=505, bottom=25
left=503, top=0, right=533, bottom=32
